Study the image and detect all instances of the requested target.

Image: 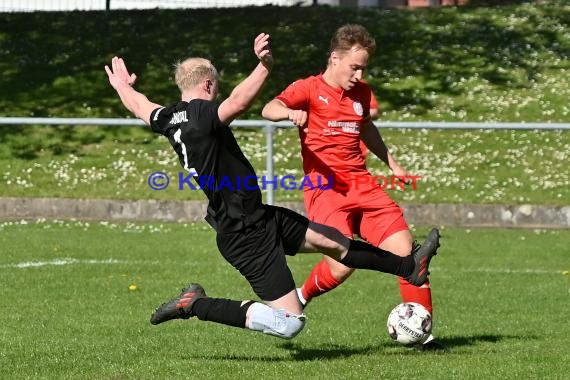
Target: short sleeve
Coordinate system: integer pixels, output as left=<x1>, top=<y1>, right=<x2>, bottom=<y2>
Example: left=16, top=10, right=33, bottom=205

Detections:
left=149, top=106, right=172, bottom=136
left=275, top=78, right=311, bottom=111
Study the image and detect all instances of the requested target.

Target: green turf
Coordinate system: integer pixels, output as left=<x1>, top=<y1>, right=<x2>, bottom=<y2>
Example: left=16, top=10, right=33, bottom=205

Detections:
left=1, top=221, right=568, bottom=379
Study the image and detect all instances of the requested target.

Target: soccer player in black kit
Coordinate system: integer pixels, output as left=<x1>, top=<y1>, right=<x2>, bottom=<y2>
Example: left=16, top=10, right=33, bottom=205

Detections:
left=105, top=33, right=440, bottom=340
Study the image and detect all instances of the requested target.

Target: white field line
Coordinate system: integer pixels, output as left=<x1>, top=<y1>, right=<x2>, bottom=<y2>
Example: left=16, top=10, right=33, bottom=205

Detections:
left=0, top=259, right=563, bottom=275
left=0, top=257, right=158, bottom=269
left=430, top=267, right=562, bottom=275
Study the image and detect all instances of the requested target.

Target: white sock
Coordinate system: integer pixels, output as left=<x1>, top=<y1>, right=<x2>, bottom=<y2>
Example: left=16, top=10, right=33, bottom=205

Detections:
left=296, top=288, right=307, bottom=306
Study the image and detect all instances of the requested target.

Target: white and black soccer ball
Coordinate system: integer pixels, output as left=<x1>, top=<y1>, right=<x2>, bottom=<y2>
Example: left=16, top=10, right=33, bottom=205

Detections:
left=387, top=302, right=432, bottom=345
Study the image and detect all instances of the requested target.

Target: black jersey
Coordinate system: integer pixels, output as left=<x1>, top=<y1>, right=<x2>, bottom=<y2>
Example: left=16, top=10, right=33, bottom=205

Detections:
left=150, top=99, right=265, bottom=232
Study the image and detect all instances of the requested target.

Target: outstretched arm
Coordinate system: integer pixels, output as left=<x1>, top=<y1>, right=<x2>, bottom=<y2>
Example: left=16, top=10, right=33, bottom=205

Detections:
left=218, top=33, right=273, bottom=125
left=104, top=56, right=162, bottom=126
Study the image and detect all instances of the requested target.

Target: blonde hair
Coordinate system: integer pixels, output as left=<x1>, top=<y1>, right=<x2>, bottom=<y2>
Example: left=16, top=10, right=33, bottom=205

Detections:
left=174, top=58, right=219, bottom=92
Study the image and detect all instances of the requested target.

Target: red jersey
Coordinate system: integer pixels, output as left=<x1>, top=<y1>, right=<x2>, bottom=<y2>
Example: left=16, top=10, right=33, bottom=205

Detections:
left=276, top=74, right=372, bottom=186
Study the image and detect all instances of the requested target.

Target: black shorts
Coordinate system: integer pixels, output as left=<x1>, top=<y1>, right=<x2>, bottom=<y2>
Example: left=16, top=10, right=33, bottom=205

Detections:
left=216, top=205, right=310, bottom=301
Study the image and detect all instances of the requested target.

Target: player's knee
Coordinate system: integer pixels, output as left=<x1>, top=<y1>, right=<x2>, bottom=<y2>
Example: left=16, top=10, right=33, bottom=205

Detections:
left=317, top=236, right=344, bottom=254
left=247, top=302, right=306, bottom=340
left=380, top=230, right=414, bottom=257
left=307, top=222, right=347, bottom=253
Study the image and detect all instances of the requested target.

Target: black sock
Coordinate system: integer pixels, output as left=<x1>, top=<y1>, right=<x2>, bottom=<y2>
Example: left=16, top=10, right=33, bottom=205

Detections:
left=191, top=298, right=253, bottom=328
left=339, top=240, right=414, bottom=277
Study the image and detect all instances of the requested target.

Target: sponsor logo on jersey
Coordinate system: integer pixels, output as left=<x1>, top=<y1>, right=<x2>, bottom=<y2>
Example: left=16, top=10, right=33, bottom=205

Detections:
left=327, top=120, right=359, bottom=134
left=318, top=95, right=329, bottom=105
left=169, top=111, right=188, bottom=125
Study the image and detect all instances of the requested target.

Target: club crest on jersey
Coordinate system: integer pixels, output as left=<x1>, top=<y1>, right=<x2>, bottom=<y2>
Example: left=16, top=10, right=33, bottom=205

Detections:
left=353, top=101, right=363, bottom=116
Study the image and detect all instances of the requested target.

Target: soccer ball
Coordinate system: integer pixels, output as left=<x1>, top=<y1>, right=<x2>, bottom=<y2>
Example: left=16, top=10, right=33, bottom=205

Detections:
left=387, top=302, right=432, bottom=345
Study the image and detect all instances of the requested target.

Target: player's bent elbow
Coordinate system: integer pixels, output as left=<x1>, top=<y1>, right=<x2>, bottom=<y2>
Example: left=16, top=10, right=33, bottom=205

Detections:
left=228, top=102, right=248, bottom=118
left=261, top=104, right=272, bottom=120
left=261, top=101, right=283, bottom=121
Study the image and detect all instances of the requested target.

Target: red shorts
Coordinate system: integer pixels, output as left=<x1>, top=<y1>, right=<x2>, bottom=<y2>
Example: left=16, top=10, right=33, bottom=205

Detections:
left=304, top=182, right=409, bottom=246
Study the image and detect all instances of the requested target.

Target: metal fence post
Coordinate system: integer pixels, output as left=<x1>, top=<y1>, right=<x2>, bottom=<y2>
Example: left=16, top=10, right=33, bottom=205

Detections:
left=264, top=122, right=275, bottom=205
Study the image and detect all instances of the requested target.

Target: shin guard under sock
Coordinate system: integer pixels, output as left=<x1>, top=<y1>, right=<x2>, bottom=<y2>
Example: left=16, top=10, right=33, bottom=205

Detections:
left=191, top=298, right=251, bottom=328
left=340, top=240, right=414, bottom=277
left=300, top=259, right=343, bottom=302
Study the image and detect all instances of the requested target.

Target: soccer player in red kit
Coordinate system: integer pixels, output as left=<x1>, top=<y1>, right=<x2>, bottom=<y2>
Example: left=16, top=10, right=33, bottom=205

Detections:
left=262, top=24, right=444, bottom=350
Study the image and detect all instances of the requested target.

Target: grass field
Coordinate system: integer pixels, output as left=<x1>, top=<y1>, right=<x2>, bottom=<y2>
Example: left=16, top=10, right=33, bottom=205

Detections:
left=1, top=3, right=568, bottom=378
left=1, top=220, right=569, bottom=379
